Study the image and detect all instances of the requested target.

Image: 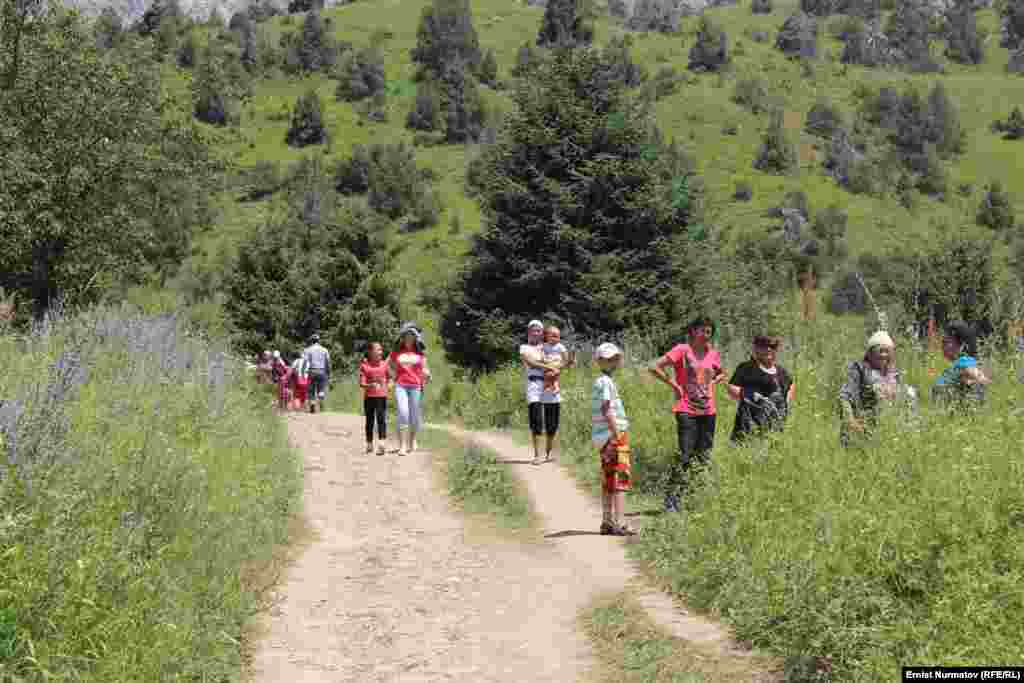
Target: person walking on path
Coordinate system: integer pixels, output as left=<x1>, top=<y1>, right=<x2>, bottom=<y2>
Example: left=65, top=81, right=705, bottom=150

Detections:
left=649, top=317, right=725, bottom=513
left=359, top=342, right=391, bottom=455
left=388, top=324, right=430, bottom=456
left=727, top=335, right=795, bottom=444
left=303, top=334, right=331, bottom=414
left=537, top=325, right=571, bottom=464
left=592, top=343, right=636, bottom=536
left=838, top=330, right=918, bottom=447
left=932, top=320, right=989, bottom=410
left=290, top=353, right=309, bottom=411
left=520, top=320, right=556, bottom=465
left=276, top=355, right=294, bottom=412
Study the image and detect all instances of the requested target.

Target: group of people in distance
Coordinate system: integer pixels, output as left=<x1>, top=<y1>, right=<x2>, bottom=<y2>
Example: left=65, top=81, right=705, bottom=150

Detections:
left=256, top=334, right=332, bottom=414
left=521, top=316, right=992, bottom=536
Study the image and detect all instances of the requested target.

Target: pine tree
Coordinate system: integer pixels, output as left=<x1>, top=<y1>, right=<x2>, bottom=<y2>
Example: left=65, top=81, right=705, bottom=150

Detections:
left=193, top=43, right=232, bottom=126
left=286, top=89, right=327, bottom=147
left=536, top=0, right=594, bottom=48
left=410, top=0, right=482, bottom=81
left=440, top=46, right=703, bottom=371
left=885, top=0, right=936, bottom=70
left=753, top=109, right=798, bottom=174
left=297, top=10, right=335, bottom=72
left=752, top=0, right=772, bottom=14
left=945, top=0, right=984, bottom=65
left=335, top=47, right=386, bottom=101
left=977, top=180, right=1015, bottom=231
left=1001, top=0, right=1024, bottom=49
left=177, top=30, right=197, bottom=68
left=775, top=11, right=818, bottom=59
left=440, top=58, right=486, bottom=143
left=406, top=79, right=442, bottom=131
left=688, top=16, right=729, bottom=71
left=287, top=0, right=324, bottom=14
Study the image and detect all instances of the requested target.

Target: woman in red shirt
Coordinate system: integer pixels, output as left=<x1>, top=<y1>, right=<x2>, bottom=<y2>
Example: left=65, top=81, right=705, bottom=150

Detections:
left=359, top=342, right=391, bottom=455
left=387, top=325, right=430, bottom=456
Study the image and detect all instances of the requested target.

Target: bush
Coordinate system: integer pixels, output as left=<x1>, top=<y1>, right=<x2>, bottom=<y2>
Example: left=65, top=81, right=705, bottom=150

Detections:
left=285, top=89, right=327, bottom=147
left=688, top=16, right=730, bottom=72
left=732, top=76, right=769, bottom=113
left=734, top=180, right=753, bottom=200
left=992, top=106, right=1024, bottom=140
left=829, top=13, right=864, bottom=41
left=642, top=64, right=680, bottom=101
left=627, top=0, right=684, bottom=33
left=944, top=0, right=984, bottom=65
left=411, top=0, right=483, bottom=80
left=0, top=307, right=300, bottom=681
left=750, top=29, right=770, bottom=42
left=885, top=0, right=939, bottom=71
left=335, top=47, right=386, bottom=102
left=407, top=79, right=443, bottom=131
left=776, top=11, right=819, bottom=59
left=365, top=142, right=434, bottom=220
left=977, top=180, right=1015, bottom=231
left=479, top=47, right=498, bottom=85
left=752, top=0, right=772, bottom=14
left=805, top=97, right=843, bottom=138
left=753, top=109, right=798, bottom=174
left=511, top=42, right=540, bottom=78
left=537, top=0, right=594, bottom=47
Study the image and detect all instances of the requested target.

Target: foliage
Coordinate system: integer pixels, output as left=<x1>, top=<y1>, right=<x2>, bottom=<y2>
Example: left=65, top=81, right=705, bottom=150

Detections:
left=688, top=16, right=730, bottom=72
left=0, top=7, right=221, bottom=318
left=441, top=46, right=704, bottom=372
left=287, top=0, right=324, bottom=13
left=1001, top=0, right=1024, bottom=49
left=732, top=75, right=769, bottom=113
left=775, top=11, right=818, bottom=60
left=885, top=0, right=939, bottom=72
left=805, top=96, right=843, bottom=139
left=753, top=108, right=798, bottom=174
left=992, top=106, right=1024, bottom=140
left=286, top=88, right=327, bottom=147
left=537, top=0, right=594, bottom=48
left=193, top=41, right=243, bottom=126
left=335, top=45, right=386, bottom=101
left=407, top=78, right=443, bottom=131
left=752, top=0, right=772, bottom=15
left=479, top=46, right=498, bottom=85
left=0, top=306, right=300, bottom=681
left=944, top=0, right=984, bottom=65
left=93, top=7, right=122, bottom=50
left=438, top=58, right=488, bottom=143
left=626, top=0, right=684, bottom=34
left=224, top=170, right=401, bottom=359
left=411, top=0, right=482, bottom=80
left=976, top=180, right=1015, bottom=232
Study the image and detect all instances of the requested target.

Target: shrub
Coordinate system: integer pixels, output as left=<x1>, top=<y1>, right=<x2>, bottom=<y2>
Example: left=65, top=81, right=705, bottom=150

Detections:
left=885, top=0, right=938, bottom=72
left=335, top=145, right=372, bottom=194
left=776, top=11, right=818, bottom=59
left=439, top=59, right=487, bottom=144
left=642, top=64, right=679, bottom=101
left=601, top=35, right=647, bottom=89
left=407, top=79, right=442, bottom=131
left=537, top=0, right=594, bottom=47
left=1001, top=0, right=1024, bottom=50
left=799, top=0, right=836, bottom=16
left=479, top=47, right=498, bottom=85
left=750, top=29, right=770, bottom=42
left=240, top=160, right=283, bottom=201
left=806, top=97, right=843, bottom=138
left=335, top=47, right=386, bottom=102
left=754, top=109, right=798, bottom=174
left=977, top=180, right=1015, bottom=231
left=627, top=0, right=684, bottom=33
left=358, top=91, right=389, bottom=123
left=287, top=0, right=323, bottom=13
left=734, top=180, right=753, bottom=200
left=944, top=0, right=984, bottom=65
left=294, top=10, right=337, bottom=73
left=752, top=0, right=772, bottom=14
left=829, top=13, right=864, bottom=41
left=992, top=106, right=1024, bottom=139
left=285, top=89, right=327, bottom=147
left=732, top=76, right=769, bottom=113
left=511, top=42, right=539, bottom=78
left=688, top=16, right=730, bottom=72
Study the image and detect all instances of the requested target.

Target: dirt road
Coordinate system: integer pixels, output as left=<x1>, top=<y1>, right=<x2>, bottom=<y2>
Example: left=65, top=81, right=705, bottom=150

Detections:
left=248, top=413, right=777, bottom=682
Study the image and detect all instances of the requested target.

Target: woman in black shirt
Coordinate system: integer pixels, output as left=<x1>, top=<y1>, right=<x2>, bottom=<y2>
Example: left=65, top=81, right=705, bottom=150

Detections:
left=726, top=335, right=795, bottom=443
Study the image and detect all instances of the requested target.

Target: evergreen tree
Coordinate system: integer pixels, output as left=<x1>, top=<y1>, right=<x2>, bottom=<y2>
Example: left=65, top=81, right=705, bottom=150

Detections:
left=885, top=0, right=936, bottom=71
left=94, top=7, right=122, bottom=50
left=177, top=30, right=197, bottom=67
left=800, top=0, right=835, bottom=16
left=335, top=46, right=386, bottom=101
left=752, top=0, right=772, bottom=14
left=479, top=47, right=498, bottom=85
left=775, top=11, right=818, bottom=59
left=977, top=180, right=1015, bottom=231
left=410, top=0, right=482, bottom=80
left=925, top=81, right=965, bottom=158
left=440, top=58, right=486, bottom=143
left=536, top=0, right=594, bottom=48
left=511, top=42, right=540, bottom=78
left=239, top=20, right=258, bottom=72
left=406, top=79, right=442, bottom=131
left=286, top=89, right=327, bottom=147
left=688, top=16, right=729, bottom=71
left=753, top=109, right=798, bottom=174
left=440, top=46, right=703, bottom=371
left=287, top=0, right=324, bottom=14
left=627, top=0, right=683, bottom=33
left=296, top=10, right=335, bottom=72
left=137, top=0, right=182, bottom=36
left=945, top=0, right=984, bottom=65
left=993, top=106, right=1024, bottom=139
left=193, top=43, right=234, bottom=126
left=1001, top=0, right=1024, bottom=49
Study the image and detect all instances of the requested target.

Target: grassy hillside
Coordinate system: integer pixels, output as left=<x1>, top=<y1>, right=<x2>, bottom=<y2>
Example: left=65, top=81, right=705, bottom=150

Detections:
left=187, top=0, right=1024, bottom=304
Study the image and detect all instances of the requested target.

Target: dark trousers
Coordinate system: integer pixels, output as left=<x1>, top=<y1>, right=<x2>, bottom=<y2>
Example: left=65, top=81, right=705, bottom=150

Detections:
left=364, top=397, right=386, bottom=441
left=665, top=413, right=716, bottom=506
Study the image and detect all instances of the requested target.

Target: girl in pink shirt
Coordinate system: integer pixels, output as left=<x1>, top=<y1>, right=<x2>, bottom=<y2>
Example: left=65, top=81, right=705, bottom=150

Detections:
left=359, top=342, right=390, bottom=455
left=387, top=325, right=430, bottom=456
left=649, top=317, right=725, bottom=513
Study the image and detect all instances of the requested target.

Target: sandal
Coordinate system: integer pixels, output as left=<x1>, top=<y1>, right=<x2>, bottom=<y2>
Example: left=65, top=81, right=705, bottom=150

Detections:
left=600, top=521, right=616, bottom=535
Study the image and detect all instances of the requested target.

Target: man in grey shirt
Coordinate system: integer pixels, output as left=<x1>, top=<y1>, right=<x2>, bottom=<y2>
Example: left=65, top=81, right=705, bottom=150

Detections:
left=303, top=333, right=331, bottom=414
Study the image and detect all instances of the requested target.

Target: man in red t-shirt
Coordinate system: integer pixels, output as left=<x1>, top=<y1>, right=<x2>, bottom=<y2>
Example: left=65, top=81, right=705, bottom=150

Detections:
left=649, top=317, right=725, bottom=513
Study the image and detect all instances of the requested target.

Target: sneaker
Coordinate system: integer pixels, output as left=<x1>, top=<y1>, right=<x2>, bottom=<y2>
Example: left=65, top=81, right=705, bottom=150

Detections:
left=365, top=443, right=374, bottom=454
left=531, top=457, right=542, bottom=466
left=611, top=524, right=637, bottom=537
left=600, top=521, right=616, bottom=535
left=397, top=448, right=407, bottom=457
left=376, top=443, right=386, bottom=455
left=410, top=439, right=418, bottom=453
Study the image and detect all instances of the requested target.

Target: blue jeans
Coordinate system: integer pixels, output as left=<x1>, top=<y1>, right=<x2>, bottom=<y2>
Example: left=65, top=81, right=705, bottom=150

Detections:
left=395, top=385, right=423, bottom=430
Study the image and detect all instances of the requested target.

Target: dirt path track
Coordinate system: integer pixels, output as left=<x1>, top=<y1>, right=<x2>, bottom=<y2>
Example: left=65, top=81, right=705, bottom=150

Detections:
left=248, top=413, right=778, bottom=683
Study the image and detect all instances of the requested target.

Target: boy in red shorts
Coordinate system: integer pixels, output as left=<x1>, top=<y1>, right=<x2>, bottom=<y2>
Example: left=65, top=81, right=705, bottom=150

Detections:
left=592, top=343, right=635, bottom=536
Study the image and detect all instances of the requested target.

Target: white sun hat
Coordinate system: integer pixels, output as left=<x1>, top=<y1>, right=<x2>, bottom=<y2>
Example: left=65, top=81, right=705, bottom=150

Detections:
left=527, top=319, right=544, bottom=330
left=594, top=342, right=623, bottom=360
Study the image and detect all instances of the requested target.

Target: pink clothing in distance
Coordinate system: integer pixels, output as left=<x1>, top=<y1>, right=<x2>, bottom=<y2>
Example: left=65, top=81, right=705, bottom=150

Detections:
left=665, top=343, right=722, bottom=416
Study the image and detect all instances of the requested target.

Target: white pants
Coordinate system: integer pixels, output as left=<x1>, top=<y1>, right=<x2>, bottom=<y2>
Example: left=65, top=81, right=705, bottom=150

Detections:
left=394, top=385, right=423, bottom=431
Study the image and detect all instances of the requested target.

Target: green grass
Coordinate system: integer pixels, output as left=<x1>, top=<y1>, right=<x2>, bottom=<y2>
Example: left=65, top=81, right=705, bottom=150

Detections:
left=185, top=0, right=1024, bottom=304
left=420, top=428, right=534, bottom=532
left=387, top=300, right=1024, bottom=681
left=0, top=307, right=303, bottom=682
left=581, top=590, right=780, bottom=682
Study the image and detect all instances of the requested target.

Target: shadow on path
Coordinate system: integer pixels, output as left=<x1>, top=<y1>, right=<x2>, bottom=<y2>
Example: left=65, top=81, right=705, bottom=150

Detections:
left=544, top=530, right=604, bottom=538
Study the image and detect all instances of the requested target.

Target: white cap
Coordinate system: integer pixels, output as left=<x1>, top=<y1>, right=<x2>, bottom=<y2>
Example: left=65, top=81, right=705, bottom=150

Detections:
left=867, top=330, right=894, bottom=350
left=594, top=342, right=622, bottom=360
left=527, top=319, right=544, bottom=330
left=272, top=350, right=281, bottom=358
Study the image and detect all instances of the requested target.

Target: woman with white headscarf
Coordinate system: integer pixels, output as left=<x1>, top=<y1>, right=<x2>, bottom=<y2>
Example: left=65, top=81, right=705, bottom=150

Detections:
left=838, top=330, right=918, bottom=447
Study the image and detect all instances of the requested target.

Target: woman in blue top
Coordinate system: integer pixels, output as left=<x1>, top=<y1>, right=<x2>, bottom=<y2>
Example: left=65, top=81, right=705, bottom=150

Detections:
left=932, top=320, right=989, bottom=408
